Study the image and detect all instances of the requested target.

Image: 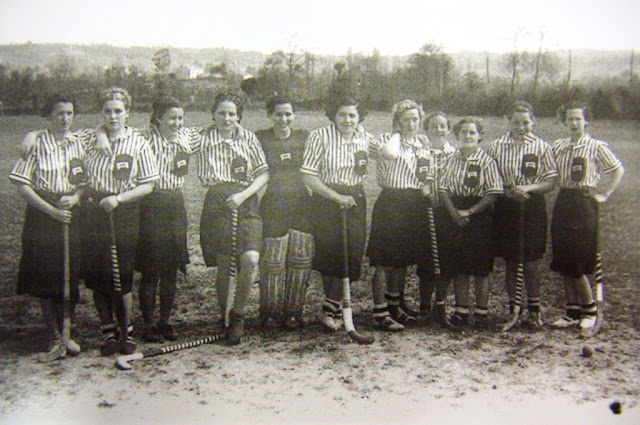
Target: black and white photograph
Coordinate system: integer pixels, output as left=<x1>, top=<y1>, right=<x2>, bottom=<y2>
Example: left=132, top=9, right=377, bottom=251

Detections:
left=0, top=0, right=638, bottom=424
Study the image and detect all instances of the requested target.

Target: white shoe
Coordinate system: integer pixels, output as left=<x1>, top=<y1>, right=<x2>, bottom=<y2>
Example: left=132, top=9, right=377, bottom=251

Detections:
left=66, top=339, right=81, bottom=356
left=551, top=316, right=579, bottom=329
left=316, top=311, right=339, bottom=331
left=579, top=315, right=597, bottom=329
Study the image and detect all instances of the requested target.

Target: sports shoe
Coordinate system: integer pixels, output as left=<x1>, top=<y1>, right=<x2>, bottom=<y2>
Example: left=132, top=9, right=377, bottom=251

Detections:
left=142, top=326, right=164, bottom=343
left=390, top=307, right=417, bottom=326
left=316, top=311, right=339, bottom=332
left=100, top=334, right=119, bottom=356
left=227, top=311, right=245, bottom=345
left=158, top=323, right=178, bottom=341
left=432, top=304, right=447, bottom=325
left=66, top=339, right=81, bottom=356
left=120, top=335, right=137, bottom=355
left=550, top=316, right=579, bottom=329
left=374, top=316, right=404, bottom=332
left=579, top=315, right=597, bottom=330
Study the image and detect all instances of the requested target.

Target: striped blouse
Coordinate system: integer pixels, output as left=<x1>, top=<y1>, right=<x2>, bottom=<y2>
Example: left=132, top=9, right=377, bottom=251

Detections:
left=439, top=147, right=504, bottom=198
left=552, top=134, right=623, bottom=189
left=370, top=133, right=434, bottom=189
left=194, top=127, right=268, bottom=187
left=486, top=132, right=558, bottom=187
left=10, top=129, right=90, bottom=194
left=301, top=124, right=375, bottom=187
left=146, top=126, right=202, bottom=191
left=84, top=127, right=159, bottom=194
left=429, top=141, right=456, bottom=206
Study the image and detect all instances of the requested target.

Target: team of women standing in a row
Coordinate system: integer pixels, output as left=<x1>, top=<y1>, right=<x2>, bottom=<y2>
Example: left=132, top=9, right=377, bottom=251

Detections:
left=11, top=87, right=624, bottom=358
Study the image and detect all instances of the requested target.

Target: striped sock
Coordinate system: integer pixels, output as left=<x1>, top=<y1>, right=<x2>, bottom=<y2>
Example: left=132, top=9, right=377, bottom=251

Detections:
left=475, top=307, right=488, bottom=317
left=322, top=298, right=341, bottom=318
left=528, top=297, right=541, bottom=313
left=373, top=303, right=390, bottom=324
left=101, top=323, right=117, bottom=340
left=581, top=301, right=597, bottom=318
left=567, top=304, right=581, bottom=320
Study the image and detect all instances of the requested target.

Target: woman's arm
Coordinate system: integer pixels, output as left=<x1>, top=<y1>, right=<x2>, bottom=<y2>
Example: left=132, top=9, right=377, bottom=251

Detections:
left=459, top=193, right=499, bottom=218
left=594, top=165, right=624, bottom=203
left=379, top=132, right=402, bottom=160
left=19, top=131, right=45, bottom=158
left=16, top=184, right=71, bottom=223
left=98, top=182, right=155, bottom=213
left=302, top=174, right=357, bottom=209
left=226, top=172, right=270, bottom=209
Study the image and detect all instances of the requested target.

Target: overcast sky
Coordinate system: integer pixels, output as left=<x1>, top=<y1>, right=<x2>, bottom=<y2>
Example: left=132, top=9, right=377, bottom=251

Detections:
left=0, top=0, right=638, bottom=55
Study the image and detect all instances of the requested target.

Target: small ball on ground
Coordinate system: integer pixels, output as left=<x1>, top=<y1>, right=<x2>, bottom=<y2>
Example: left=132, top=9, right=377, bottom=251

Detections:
left=582, top=344, right=595, bottom=357
left=609, top=401, right=622, bottom=415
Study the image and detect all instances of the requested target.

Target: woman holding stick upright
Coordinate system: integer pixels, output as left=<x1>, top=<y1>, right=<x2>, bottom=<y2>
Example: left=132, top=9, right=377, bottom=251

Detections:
left=368, top=99, right=434, bottom=331
left=10, top=93, right=89, bottom=358
left=301, top=94, right=374, bottom=331
left=416, top=111, right=457, bottom=325
left=196, top=93, right=269, bottom=345
left=486, top=101, right=558, bottom=327
left=83, top=87, right=159, bottom=356
left=440, top=118, right=503, bottom=330
left=549, top=101, right=624, bottom=334
left=255, top=94, right=313, bottom=330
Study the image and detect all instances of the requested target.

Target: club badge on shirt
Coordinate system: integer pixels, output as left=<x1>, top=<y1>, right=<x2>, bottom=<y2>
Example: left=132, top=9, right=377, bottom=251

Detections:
left=113, top=154, right=133, bottom=181
left=570, top=157, right=586, bottom=182
left=416, top=156, right=431, bottom=184
left=67, top=157, right=86, bottom=186
left=354, top=150, right=368, bottom=177
left=464, top=163, right=481, bottom=188
left=521, top=153, right=539, bottom=179
left=172, top=151, right=189, bottom=177
left=231, top=156, right=248, bottom=181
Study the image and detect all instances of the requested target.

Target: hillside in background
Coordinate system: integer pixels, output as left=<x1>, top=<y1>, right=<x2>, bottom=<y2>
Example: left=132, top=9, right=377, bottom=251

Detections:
left=0, top=43, right=633, bottom=81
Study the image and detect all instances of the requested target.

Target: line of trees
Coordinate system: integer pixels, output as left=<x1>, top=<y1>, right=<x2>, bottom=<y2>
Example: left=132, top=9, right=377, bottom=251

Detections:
left=0, top=44, right=638, bottom=120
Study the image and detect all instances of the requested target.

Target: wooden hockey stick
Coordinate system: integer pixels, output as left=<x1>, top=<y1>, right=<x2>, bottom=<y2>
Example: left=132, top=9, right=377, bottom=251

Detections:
left=501, top=203, right=525, bottom=332
left=581, top=203, right=604, bottom=338
left=224, top=208, right=238, bottom=327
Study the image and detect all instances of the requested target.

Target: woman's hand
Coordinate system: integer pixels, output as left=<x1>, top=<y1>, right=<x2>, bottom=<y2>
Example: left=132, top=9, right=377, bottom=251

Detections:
left=226, top=192, right=247, bottom=209
left=593, top=193, right=609, bottom=203
left=56, top=194, right=80, bottom=210
left=452, top=209, right=469, bottom=227
left=505, top=186, right=530, bottom=202
left=50, top=208, right=72, bottom=224
left=99, top=195, right=119, bottom=213
left=421, top=184, right=432, bottom=197
left=335, top=194, right=357, bottom=209
left=95, top=125, right=112, bottom=156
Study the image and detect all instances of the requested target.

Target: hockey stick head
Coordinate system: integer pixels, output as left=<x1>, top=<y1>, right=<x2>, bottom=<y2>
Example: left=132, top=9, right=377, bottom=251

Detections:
left=500, top=306, right=521, bottom=332
left=347, top=330, right=375, bottom=345
left=115, top=352, right=144, bottom=370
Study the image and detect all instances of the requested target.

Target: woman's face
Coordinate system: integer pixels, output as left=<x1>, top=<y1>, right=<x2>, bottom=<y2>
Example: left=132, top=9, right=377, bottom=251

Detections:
left=270, top=103, right=295, bottom=131
left=509, top=111, right=534, bottom=140
left=159, top=107, right=185, bottom=137
left=213, top=101, right=239, bottom=134
left=49, top=102, right=74, bottom=133
left=456, top=123, right=481, bottom=148
left=397, top=108, right=421, bottom=138
left=426, top=115, right=450, bottom=143
left=335, top=105, right=359, bottom=136
left=565, top=108, right=587, bottom=138
left=102, top=99, right=129, bottom=133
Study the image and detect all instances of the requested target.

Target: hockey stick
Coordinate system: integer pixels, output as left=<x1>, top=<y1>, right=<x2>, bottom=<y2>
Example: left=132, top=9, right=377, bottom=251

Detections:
left=224, top=208, right=238, bottom=327
left=60, top=223, right=71, bottom=358
left=501, top=202, right=525, bottom=332
left=427, top=207, right=441, bottom=279
left=108, top=212, right=128, bottom=344
left=341, top=209, right=375, bottom=345
left=116, top=331, right=227, bottom=370
left=581, top=203, right=604, bottom=338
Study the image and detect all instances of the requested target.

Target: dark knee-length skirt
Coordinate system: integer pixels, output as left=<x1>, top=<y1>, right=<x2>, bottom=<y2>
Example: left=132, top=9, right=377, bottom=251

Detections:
left=82, top=192, right=139, bottom=295
left=260, top=181, right=312, bottom=238
left=550, top=188, right=598, bottom=278
left=17, top=193, right=82, bottom=303
left=136, top=189, right=189, bottom=276
left=493, top=193, right=548, bottom=262
left=450, top=196, right=495, bottom=277
left=417, top=205, right=458, bottom=281
left=200, top=182, right=262, bottom=267
left=311, top=185, right=366, bottom=281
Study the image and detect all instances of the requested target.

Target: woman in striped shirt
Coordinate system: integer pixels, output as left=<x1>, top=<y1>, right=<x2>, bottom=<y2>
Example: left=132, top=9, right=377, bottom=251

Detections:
left=255, top=95, right=313, bottom=330
left=416, top=111, right=457, bottom=325
left=10, top=93, right=88, bottom=358
left=196, top=93, right=269, bottom=345
left=486, top=101, right=558, bottom=327
left=440, top=118, right=503, bottom=330
left=368, top=99, right=433, bottom=331
left=84, top=87, right=159, bottom=356
left=550, top=102, right=624, bottom=333
left=301, top=95, right=374, bottom=331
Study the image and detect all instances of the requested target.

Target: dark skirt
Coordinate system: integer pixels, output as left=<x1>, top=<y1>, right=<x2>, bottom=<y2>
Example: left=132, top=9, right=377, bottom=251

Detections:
left=493, top=193, right=548, bottom=262
left=550, top=189, right=598, bottom=278
left=200, top=182, right=262, bottom=267
left=136, top=189, right=189, bottom=275
left=368, top=188, right=428, bottom=268
left=260, top=182, right=312, bottom=238
left=450, top=196, right=495, bottom=277
left=17, top=194, right=82, bottom=303
left=82, top=193, right=139, bottom=295
left=417, top=205, right=458, bottom=281
left=311, top=185, right=366, bottom=281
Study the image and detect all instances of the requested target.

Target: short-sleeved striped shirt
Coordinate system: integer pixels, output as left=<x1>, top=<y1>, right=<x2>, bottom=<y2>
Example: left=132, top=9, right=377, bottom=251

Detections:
left=85, top=127, right=159, bottom=194
left=439, top=147, right=503, bottom=198
left=429, top=141, right=456, bottom=205
left=486, top=132, right=558, bottom=188
left=10, top=129, right=90, bottom=194
left=194, top=127, right=268, bottom=187
left=552, top=134, right=623, bottom=189
left=370, top=133, right=434, bottom=189
left=300, top=124, right=374, bottom=187
left=146, top=126, right=202, bottom=190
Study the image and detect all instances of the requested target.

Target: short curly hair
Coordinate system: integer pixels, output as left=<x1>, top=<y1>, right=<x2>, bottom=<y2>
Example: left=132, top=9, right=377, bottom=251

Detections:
left=423, top=111, right=451, bottom=131
left=40, top=93, right=76, bottom=118
left=150, top=96, right=183, bottom=128
left=391, top=99, right=425, bottom=130
left=557, top=101, right=590, bottom=123
left=265, top=94, right=295, bottom=115
left=211, top=92, right=245, bottom=122
left=324, top=95, right=366, bottom=124
left=453, top=117, right=484, bottom=141
left=508, top=100, right=535, bottom=120
left=99, top=87, right=132, bottom=110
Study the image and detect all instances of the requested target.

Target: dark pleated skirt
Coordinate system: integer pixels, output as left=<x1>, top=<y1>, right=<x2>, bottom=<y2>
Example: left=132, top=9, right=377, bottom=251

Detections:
left=450, top=196, right=495, bottom=277
left=136, top=189, right=189, bottom=275
left=417, top=205, right=458, bottom=281
left=260, top=181, right=312, bottom=238
left=200, top=182, right=262, bottom=267
left=310, top=185, right=366, bottom=281
left=17, top=193, right=82, bottom=303
left=550, top=189, right=598, bottom=278
left=493, top=193, right=548, bottom=262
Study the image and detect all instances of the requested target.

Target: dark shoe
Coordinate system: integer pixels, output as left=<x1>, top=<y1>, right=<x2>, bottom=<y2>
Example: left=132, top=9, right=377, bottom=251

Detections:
left=227, top=311, right=245, bottom=345
left=432, top=304, right=447, bottom=325
left=100, top=334, right=119, bottom=356
left=261, top=316, right=279, bottom=332
left=158, top=323, right=178, bottom=341
left=142, top=326, right=164, bottom=343
left=374, top=316, right=404, bottom=332
left=391, top=307, right=417, bottom=326
left=120, top=335, right=137, bottom=355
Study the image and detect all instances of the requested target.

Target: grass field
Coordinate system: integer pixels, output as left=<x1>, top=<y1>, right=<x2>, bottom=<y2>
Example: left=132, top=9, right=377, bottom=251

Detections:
left=0, top=111, right=639, bottom=424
